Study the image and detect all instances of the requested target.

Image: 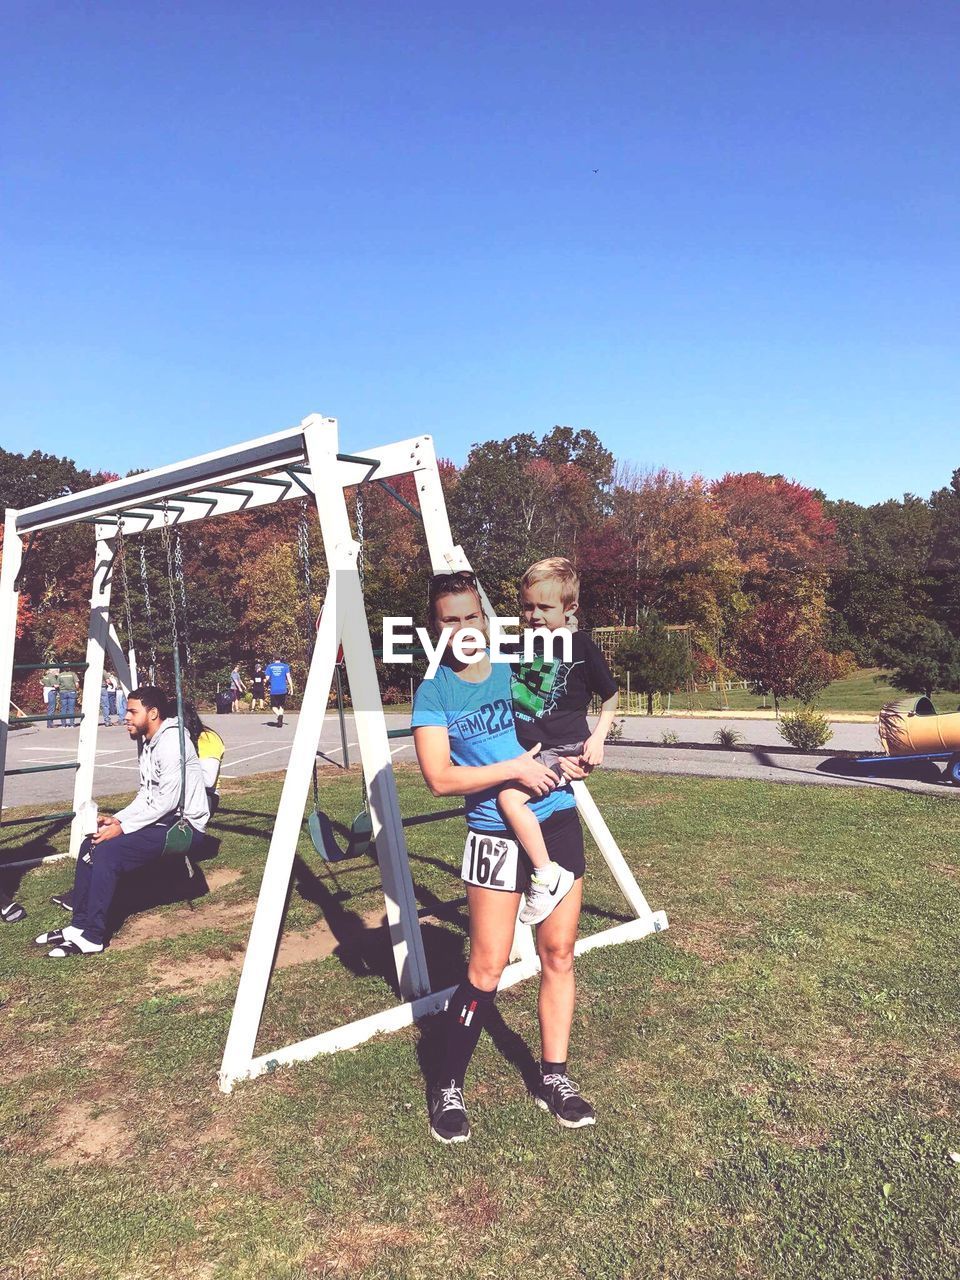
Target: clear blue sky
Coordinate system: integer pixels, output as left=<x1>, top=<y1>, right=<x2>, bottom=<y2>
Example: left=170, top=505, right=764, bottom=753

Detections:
left=3, top=1, right=958, bottom=505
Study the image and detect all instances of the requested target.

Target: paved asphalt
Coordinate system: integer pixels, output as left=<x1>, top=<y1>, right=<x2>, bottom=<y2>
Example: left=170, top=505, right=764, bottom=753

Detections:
left=3, top=709, right=957, bottom=816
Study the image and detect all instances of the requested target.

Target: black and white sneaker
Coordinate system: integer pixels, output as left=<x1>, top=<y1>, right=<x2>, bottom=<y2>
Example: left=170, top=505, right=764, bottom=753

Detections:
left=50, top=890, right=74, bottom=912
left=277, top=712, right=284, bottom=728
left=519, top=864, right=575, bottom=925
left=536, top=1073, right=596, bottom=1128
left=428, top=1079, right=471, bottom=1144
left=1, top=901, right=26, bottom=924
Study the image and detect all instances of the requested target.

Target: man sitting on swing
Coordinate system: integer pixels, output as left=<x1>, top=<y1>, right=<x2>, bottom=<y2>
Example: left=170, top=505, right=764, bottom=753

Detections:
left=35, top=686, right=210, bottom=958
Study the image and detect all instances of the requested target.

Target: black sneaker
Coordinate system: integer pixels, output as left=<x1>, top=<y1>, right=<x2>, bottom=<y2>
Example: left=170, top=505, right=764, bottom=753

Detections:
left=536, top=1073, right=596, bottom=1128
left=50, top=890, right=74, bottom=912
left=428, top=1079, right=470, bottom=1144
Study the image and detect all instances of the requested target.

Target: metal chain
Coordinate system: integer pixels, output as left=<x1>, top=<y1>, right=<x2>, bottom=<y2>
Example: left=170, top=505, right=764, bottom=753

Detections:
left=355, top=490, right=365, bottom=596
left=139, top=541, right=157, bottom=678
left=115, top=518, right=135, bottom=655
left=160, top=504, right=181, bottom=674
left=297, top=508, right=314, bottom=644
left=174, top=531, right=192, bottom=666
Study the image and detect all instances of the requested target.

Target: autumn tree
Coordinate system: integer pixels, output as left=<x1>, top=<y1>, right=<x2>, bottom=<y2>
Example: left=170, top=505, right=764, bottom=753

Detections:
left=728, top=602, right=846, bottom=715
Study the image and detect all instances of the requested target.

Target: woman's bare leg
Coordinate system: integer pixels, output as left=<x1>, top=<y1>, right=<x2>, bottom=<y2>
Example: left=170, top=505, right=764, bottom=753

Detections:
left=465, top=884, right=522, bottom=989
left=535, top=877, right=583, bottom=1063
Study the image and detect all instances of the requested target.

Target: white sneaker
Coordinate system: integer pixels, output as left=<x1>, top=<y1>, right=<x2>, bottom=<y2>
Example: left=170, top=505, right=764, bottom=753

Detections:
left=519, top=864, right=575, bottom=925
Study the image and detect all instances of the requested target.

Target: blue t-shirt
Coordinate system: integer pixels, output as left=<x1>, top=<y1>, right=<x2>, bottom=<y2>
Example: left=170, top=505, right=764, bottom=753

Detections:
left=411, top=662, right=575, bottom=833
left=265, top=661, right=291, bottom=695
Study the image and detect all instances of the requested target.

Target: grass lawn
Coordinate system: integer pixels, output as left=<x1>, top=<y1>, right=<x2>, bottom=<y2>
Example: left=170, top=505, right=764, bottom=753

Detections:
left=1, top=767, right=959, bottom=1279
left=674, top=668, right=960, bottom=718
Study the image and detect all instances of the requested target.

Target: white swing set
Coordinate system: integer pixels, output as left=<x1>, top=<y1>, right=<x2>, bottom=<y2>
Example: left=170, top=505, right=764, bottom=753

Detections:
left=0, top=414, right=667, bottom=1093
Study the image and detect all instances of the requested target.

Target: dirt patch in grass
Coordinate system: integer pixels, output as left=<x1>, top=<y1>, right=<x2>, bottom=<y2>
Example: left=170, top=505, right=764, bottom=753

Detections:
left=761, top=875, right=822, bottom=898
left=671, top=918, right=755, bottom=964
left=440, top=1177, right=503, bottom=1230
left=152, top=905, right=393, bottom=991
left=302, top=1222, right=423, bottom=1276
left=110, top=869, right=245, bottom=951
left=44, top=1100, right=131, bottom=1166
left=927, top=860, right=960, bottom=883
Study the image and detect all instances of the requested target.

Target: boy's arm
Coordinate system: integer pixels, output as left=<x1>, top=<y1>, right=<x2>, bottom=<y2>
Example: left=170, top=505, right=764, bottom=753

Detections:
left=582, top=689, right=618, bottom=767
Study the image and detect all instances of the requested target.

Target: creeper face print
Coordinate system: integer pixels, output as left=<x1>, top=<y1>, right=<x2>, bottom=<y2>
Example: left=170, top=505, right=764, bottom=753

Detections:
left=512, top=655, right=559, bottom=717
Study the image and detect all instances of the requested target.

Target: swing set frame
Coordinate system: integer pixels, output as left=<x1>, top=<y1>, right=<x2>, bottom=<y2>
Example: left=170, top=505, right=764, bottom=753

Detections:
left=0, top=414, right=668, bottom=1093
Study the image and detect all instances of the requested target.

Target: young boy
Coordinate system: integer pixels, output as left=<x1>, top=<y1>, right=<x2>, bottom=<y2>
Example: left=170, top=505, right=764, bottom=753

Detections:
left=500, top=557, right=619, bottom=925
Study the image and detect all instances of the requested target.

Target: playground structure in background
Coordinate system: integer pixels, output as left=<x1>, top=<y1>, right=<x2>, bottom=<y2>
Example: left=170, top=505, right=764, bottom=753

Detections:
left=0, top=414, right=668, bottom=1092
left=858, top=695, right=960, bottom=786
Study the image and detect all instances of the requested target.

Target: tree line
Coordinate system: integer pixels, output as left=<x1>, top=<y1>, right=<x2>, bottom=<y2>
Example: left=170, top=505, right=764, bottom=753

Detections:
left=2, top=430, right=959, bottom=710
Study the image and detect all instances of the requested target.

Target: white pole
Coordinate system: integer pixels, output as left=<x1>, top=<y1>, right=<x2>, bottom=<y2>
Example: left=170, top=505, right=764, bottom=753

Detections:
left=106, top=622, right=133, bottom=694
left=0, top=509, right=24, bottom=814
left=220, top=545, right=343, bottom=1088
left=69, top=525, right=114, bottom=855
left=571, top=779, right=658, bottom=924
left=305, top=416, right=432, bottom=1001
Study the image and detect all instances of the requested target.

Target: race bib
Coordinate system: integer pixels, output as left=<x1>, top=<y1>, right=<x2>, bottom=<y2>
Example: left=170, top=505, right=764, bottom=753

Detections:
left=461, top=830, right=520, bottom=891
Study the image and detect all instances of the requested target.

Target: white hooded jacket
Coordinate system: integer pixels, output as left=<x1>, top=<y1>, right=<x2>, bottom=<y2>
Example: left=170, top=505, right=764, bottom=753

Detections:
left=114, top=717, right=210, bottom=835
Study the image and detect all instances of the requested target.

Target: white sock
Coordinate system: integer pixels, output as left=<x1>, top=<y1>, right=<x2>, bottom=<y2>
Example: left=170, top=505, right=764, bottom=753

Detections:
left=61, top=924, right=102, bottom=951
left=531, top=862, right=558, bottom=887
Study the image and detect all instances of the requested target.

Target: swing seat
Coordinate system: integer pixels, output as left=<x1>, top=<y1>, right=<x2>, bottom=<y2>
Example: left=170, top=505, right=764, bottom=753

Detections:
left=307, top=809, right=373, bottom=863
left=163, top=819, right=195, bottom=857
left=348, top=809, right=374, bottom=859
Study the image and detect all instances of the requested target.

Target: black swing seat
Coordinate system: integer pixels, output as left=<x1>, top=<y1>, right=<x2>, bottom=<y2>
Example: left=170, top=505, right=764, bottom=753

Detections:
left=307, top=809, right=374, bottom=863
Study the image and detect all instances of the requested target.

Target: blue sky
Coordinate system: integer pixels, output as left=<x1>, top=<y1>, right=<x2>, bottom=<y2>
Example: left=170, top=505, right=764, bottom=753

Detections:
left=3, top=1, right=958, bottom=504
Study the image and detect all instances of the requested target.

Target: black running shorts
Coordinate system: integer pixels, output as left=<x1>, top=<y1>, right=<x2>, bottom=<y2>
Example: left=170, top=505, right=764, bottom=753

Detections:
left=461, top=804, right=585, bottom=894
left=271, top=692, right=287, bottom=709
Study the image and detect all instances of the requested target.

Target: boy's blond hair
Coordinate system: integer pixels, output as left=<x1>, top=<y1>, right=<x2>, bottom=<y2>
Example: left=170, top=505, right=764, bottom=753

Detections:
left=520, top=557, right=580, bottom=609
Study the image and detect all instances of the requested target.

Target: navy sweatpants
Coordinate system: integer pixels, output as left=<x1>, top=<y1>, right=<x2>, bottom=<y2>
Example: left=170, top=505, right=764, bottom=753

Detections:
left=71, top=825, right=174, bottom=945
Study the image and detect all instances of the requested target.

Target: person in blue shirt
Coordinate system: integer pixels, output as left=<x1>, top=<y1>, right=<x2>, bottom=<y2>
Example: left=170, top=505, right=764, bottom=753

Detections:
left=263, top=655, right=294, bottom=727
left=412, top=570, right=596, bottom=1144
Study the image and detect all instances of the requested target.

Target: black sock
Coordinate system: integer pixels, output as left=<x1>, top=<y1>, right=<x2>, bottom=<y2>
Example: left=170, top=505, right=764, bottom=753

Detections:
left=541, top=1059, right=567, bottom=1077
left=438, top=979, right=497, bottom=1088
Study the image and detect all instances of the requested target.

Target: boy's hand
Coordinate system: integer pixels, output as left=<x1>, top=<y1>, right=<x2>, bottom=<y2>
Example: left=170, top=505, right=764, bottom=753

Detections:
left=581, top=732, right=606, bottom=768
left=555, top=756, right=588, bottom=782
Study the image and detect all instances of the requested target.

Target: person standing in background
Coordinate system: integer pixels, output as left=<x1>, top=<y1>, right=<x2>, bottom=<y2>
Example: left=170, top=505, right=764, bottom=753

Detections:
left=42, top=666, right=60, bottom=728
left=230, top=664, right=246, bottom=710
left=58, top=668, right=80, bottom=727
left=101, top=674, right=117, bottom=727
left=250, top=663, right=266, bottom=712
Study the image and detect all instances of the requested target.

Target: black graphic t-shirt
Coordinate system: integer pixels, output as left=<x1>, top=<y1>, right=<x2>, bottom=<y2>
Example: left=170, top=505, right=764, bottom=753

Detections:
left=511, top=632, right=618, bottom=751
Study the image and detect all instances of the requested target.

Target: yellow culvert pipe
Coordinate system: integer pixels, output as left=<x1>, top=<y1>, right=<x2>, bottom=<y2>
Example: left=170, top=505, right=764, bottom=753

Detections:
left=878, top=697, right=960, bottom=755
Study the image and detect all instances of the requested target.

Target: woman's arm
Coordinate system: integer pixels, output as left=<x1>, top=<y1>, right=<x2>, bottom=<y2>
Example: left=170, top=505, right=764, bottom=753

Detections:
left=414, top=726, right=559, bottom=799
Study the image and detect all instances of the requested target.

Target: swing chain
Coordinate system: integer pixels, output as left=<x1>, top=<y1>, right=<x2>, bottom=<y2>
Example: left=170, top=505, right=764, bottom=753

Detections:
left=115, top=517, right=135, bottom=657
left=174, top=531, right=192, bottom=666
left=296, top=509, right=314, bottom=642
left=139, top=541, right=157, bottom=680
left=160, top=505, right=181, bottom=671
left=355, top=490, right=365, bottom=596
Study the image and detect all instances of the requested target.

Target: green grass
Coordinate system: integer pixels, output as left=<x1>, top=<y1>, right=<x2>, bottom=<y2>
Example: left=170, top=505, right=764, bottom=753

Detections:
left=2, top=768, right=960, bottom=1278
left=674, top=668, right=960, bottom=717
